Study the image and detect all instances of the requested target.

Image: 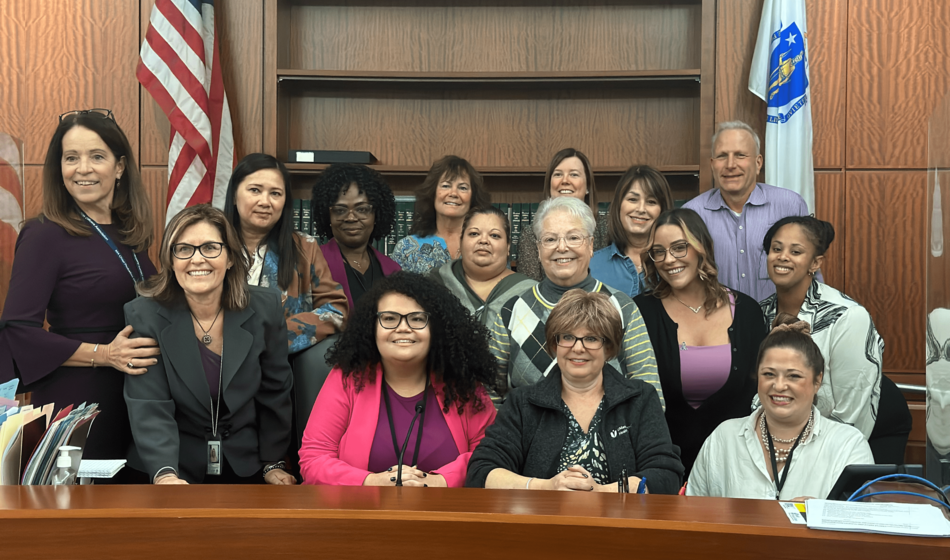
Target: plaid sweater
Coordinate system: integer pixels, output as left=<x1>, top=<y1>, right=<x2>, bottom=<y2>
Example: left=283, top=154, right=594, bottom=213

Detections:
left=488, top=276, right=662, bottom=409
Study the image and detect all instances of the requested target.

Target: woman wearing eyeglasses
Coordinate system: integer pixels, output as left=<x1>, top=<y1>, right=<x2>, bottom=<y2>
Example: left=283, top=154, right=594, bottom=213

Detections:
left=311, top=163, right=401, bottom=309
left=489, top=197, right=661, bottom=406
left=391, top=155, right=491, bottom=275
left=633, top=208, right=767, bottom=475
left=299, top=272, right=498, bottom=487
left=223, top=154, right=347, bottom=355
left=467, top=290, right=683, bottom=493
left=124, top=205, right=294, bottom=484
left=0, top=109, right=159, bottom=476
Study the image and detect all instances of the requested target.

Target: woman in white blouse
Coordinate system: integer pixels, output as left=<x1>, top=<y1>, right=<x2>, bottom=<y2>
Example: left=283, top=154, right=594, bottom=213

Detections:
left=688, top=315, right=873, bottom=500
left=758, top=215, right=911, bottom=464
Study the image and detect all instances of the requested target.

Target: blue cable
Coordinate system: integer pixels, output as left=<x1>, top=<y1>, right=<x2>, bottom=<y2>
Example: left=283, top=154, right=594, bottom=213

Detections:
left=847, top=473, right=950, bottom=507
left=850, top=491, right=950, bottom=511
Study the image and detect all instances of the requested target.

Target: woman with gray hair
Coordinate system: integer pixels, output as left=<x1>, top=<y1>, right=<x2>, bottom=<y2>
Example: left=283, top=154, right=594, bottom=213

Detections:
left=488, top=197, right=662, bottom=407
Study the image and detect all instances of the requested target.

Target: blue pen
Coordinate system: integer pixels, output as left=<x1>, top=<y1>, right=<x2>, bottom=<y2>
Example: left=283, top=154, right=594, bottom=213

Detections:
left=637, top=477, right=647, bottom=494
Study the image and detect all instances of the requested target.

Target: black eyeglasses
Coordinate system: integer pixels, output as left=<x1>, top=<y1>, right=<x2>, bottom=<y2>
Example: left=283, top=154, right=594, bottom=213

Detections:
left=59, top=108, right=115, bottom=122
left=172, top=242, right=225, bottom=260
left=330, top=204, right=374, bottom=220
left=556, top=334, right=606, bottom=350
left=648, top=242, right=690, bottom=262
left=377, top=311, right=430, bottom=330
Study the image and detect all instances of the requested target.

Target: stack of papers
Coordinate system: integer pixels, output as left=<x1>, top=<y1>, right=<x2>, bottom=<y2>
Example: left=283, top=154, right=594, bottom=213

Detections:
left=805, top=499, right=950, bottom=537
left=78, top=459, right=126, bottom=479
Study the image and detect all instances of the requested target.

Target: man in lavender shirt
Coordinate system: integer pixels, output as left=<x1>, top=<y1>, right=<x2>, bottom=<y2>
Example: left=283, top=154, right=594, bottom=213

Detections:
left=683, top=121, right=815, bottom=302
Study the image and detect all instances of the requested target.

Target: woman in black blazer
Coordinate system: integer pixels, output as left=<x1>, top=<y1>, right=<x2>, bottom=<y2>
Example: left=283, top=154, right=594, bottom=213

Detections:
left=633, top=209, right=767, bottom=476
left=124, top=205, right=294, bottom=484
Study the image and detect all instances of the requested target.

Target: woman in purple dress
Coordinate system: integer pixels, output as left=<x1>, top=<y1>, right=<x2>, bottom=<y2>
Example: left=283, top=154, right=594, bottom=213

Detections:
left=0, top=109, right=160, bottom=471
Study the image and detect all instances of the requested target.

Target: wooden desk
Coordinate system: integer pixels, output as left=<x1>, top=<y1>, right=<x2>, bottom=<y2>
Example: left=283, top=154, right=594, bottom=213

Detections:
left=1, top=486, right=946, bottom=559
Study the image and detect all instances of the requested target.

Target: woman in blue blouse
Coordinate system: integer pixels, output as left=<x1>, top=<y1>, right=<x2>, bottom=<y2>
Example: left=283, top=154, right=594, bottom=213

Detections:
left=392, top=155, right=491, bottom=274
left=590, top=165, right=673, bottom=297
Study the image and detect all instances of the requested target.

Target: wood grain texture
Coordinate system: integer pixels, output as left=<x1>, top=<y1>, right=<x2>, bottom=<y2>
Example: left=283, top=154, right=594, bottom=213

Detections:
left=0, top=0, right=140, bottom=164
left=848, top=0, right=950, bottom=168
left=139, top=0, right=265, bottom=165
left=283, top=84, right=700, bottom=169
left=283, top=2, right=702, bottom=73
left=927, top=170, right=950, bottom=310
left=813, top=171, right=845, bottom=289
left=698, top=0, right=716, bottom=191
left=1, top=486, right=947, bottom=559
left=844, top=171, right=927, bottom=374
left=714, top=0, right=764, bottom=136
left=807, top=0, right=846, bottom=169
left=141, top=167, right=169, bottom=267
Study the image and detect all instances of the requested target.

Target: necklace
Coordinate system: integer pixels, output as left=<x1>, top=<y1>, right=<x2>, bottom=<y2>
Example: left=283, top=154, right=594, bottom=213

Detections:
left=191, top=307, right=223, bottom=345
left=759, top=410, right=814, bottom=462
left=673, top=296, right=703, bottom=314
left=343, top=248, right=369, bottom=271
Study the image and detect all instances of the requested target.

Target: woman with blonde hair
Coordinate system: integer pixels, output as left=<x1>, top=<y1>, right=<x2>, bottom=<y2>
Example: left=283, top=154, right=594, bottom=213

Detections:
left=634, top=208, right=767, bottom=475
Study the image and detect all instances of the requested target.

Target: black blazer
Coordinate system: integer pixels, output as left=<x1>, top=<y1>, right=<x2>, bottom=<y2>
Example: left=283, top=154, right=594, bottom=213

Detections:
left=124, top=287, right=293, bottom=483
left=633, top=290, right=767, bottom=476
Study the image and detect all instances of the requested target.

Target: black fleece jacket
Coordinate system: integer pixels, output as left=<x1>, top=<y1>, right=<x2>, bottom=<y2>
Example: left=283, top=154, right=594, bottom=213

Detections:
left=465, top=364, right=684, bottom=494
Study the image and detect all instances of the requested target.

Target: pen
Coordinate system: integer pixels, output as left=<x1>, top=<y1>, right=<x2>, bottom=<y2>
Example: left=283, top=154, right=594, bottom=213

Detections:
left=637, top=477, right=647, bottom=494
left=678, top=481, right=688, bottom=496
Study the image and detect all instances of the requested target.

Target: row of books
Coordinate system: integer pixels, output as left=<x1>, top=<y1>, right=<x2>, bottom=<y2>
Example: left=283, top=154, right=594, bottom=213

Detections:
left=291, top=198, right=611, bottom=265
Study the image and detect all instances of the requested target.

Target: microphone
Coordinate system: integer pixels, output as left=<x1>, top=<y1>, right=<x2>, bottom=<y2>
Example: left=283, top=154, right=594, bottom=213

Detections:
left=395, top=399, right=426, bottom=487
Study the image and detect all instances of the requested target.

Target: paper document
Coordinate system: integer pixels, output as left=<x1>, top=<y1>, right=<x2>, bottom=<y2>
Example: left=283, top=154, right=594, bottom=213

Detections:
left=78, top=459, right=126, bottom=479
left=806, top=499, right=950, bottom=537
left=780, top=502, right=807, bottom=524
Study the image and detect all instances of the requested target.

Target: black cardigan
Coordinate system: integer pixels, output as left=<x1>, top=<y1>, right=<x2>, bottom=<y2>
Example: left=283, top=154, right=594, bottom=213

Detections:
left=465, top=364, right=684, bottom=494
left=633, top=290, right=767, bottom=476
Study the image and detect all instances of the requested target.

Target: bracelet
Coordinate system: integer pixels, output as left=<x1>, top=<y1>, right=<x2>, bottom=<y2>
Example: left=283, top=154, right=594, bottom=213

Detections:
left=526, top=477, right=534, bottom=490
left=262, top=461, right=287, bottom=477
left=91, top=343, right=99, bottom=368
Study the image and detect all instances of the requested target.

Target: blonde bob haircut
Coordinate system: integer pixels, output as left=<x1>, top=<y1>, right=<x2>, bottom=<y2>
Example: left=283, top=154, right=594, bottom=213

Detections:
left=642, top=208, right=729, bottom=317
left=138, top=204, right=250, bottom=310
left=544, top=289, right=623, bottom=361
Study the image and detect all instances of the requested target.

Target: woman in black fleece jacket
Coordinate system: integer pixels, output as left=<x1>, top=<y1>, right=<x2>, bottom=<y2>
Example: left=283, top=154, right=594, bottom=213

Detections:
left=465, top=290, right=683, bottom=494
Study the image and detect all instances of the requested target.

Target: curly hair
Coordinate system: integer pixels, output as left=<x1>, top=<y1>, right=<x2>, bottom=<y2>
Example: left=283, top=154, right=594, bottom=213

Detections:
left=326, top=271, right=498, bottom=413
left=642, top=208, right=730, bottom=317
left=310, top=163, right=397, bottom=242
left=410, top=155, right=490, bottom=237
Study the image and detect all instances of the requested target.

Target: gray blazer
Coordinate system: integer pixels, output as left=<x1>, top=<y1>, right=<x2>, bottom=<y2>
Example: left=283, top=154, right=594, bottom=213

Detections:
left=124, top=286, right=293, bottom=483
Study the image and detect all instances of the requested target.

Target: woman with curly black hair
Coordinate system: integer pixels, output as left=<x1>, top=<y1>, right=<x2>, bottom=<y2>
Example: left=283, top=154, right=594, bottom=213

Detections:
left=391, top=155, right=491, bottom=274
left=299, top=272, right=498, bottom=487
left=311, top=163, right=401, bottom=309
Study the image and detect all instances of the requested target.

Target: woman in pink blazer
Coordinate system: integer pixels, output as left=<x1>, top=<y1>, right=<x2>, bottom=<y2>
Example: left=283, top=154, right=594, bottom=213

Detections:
left=299, top=272, right=498, bottom=487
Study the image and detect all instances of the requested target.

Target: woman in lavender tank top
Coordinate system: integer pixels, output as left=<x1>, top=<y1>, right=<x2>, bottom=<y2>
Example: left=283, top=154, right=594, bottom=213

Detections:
left=299, top=272, right=498, bottom=487
left=634, top=209, right=767, bottom=475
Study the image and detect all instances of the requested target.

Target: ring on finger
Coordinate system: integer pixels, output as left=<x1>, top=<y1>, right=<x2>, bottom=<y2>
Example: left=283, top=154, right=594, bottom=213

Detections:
left=127, top=361, right=134, bottom=369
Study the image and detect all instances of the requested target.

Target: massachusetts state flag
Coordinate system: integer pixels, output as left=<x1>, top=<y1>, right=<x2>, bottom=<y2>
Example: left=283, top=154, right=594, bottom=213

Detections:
left=137, top=0, right=235, bottom=224
left=749, top=0, right=815, bottom=212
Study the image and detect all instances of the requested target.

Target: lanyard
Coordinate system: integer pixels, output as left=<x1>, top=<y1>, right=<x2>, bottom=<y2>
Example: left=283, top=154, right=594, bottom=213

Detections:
left=381, top=380, right=428, bottom=468
left=766, top=415, right=809, bottom=500
left=79, top=209, right=144, bottom=284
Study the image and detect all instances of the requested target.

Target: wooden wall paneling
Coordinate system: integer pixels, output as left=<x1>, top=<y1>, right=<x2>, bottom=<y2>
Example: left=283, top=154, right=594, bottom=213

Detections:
left=140, top=0, right=265, bottom=166
left=0, top=0, right=140, bottom=165
left=714, top=0, right=764, bottom=134
left=813, top=171, right=845, bottom=289
left=142, top=167, right=169, bottom=268
left=284, top=83, right=700, bottom=169
left=847, top=0, right=950, bottom=168
left=844, top=171, right=927, bottom=373
left=263, top=0, right=283, bottom=155
left=284, top=2, right=702, bottom=73
left=698, top=0, right=717, bottom=192
left=806, top=0, right=847, bottom=169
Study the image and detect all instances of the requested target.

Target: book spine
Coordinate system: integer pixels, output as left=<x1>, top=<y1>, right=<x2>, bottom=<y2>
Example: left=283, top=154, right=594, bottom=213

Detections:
left=598, top=201, right=609, bottom=224
left=510, top=202, right=522, bottom=265
left=293, top=199, right=302, bottom=232
left=301, top=200, right=312, bottom=237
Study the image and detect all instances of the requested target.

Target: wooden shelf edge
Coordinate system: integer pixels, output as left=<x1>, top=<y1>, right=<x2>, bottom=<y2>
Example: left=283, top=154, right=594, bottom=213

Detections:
left=277, top=69, right=702, bottom=84
left=285, top=163, right=700, bottom=175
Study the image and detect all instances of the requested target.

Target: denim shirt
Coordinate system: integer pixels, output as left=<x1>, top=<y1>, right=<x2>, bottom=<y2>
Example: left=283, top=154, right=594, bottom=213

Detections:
left=590, top=242, right=646, bottom=298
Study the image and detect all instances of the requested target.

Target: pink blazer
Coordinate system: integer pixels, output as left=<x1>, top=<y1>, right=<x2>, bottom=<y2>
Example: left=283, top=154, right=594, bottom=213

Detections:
left=299, top=365, right=496, bottom=487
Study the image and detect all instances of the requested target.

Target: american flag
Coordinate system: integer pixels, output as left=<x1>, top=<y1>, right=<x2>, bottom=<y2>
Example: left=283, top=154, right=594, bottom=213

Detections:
left=137, top=0, right=234, bottom=224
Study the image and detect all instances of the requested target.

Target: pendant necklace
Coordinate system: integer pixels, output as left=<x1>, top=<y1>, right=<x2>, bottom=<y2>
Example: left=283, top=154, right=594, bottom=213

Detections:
left=673, top=296, right=703, bottom=314
left=192, top=308, right=223, bottom=345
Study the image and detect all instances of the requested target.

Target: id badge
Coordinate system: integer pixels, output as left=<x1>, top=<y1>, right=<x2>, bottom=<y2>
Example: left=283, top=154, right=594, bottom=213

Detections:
left=207, top=439, right=222, bottom=476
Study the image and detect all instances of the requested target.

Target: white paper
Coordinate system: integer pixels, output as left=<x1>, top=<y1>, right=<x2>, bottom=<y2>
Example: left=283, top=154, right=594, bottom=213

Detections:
left=780, top=502, right=807, bottom=524
left=78, top=459, right=126, bottom=478
left=806, top=499, right=950, bottom=537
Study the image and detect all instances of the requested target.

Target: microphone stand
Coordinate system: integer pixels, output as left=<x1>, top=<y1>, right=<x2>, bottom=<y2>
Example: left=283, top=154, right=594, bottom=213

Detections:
left=395, top=401, right=426, bottom=487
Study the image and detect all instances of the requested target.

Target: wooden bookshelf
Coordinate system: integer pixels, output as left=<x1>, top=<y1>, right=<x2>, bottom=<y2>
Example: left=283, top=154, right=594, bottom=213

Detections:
left=264, top=0, right=717, bottom=198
